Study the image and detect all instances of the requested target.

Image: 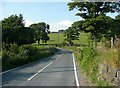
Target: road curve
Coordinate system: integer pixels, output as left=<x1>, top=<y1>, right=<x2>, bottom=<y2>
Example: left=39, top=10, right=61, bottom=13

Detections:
left=2, top=49, right=79, bottom=87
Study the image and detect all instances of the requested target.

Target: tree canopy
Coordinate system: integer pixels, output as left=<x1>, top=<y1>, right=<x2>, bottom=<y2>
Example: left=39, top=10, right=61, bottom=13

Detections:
left=67, top=1, right=120, bottom=47
left=29, top=22, right=50, bottom=44
left=2, top=14, right=35, bottom=45
left=68, top=2, right=120, bottom=19
left=64, top=27, right=79, bottom=46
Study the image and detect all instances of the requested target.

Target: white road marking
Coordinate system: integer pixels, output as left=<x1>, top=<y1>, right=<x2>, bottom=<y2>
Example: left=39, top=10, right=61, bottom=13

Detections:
left=55, top=54, right=63, bottom=60
left=28, top=53, right=63, bottom=81
left=27, top=61, right=53, bottom=81
left=72, top=53, right=80, bottom=87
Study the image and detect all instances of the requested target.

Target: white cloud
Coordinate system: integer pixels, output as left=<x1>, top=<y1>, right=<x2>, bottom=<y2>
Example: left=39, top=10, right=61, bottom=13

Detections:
left=50, top=20, right=73, bottom=32
left=24, top=19, right=73, bottom=32
left=24, top=19, right=35, bottom=27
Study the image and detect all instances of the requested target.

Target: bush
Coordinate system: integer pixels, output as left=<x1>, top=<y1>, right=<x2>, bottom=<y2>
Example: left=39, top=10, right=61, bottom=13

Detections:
left=80, top=46, right=100, bottom=84
left=2, top=44, right=57, bottom=71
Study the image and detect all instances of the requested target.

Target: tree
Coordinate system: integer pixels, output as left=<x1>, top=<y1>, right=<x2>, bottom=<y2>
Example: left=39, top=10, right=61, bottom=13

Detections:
left=29, top=23, right=41, bottom=44
left=68, top=2, right=120, bottom=19
left=64, top=27, right=79, bottom=46
left=41, top=31, right=50, bottom=43
left=72, top=20, right=85, bottom=32
left=2, top=14, right=24, bottom=28
left=15, top=27, right=35, bottom=45
left=2, top=14, right=35, bottom=45
left=83, top=15, right=113, bottom=37
left=0, top=21, right=2, bottom=46
left=107, top=15, right=120, bottom=48
left=29, top=22, right=50, bottom=44
left=39, top=22, right=50, bottom=43
left=68, top=1, right=120, bottom=47
left=114, top=15, right=120, bottom=38
left=58, top=29, right=65, bottom=33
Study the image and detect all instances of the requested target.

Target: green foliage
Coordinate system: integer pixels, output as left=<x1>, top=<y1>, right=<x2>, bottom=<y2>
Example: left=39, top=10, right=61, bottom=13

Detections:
left=112, top=15, right=120, bottom=38
left=2, top=44, right=57, bottom=71
left=72, top=15, right=114, bottom=47
left=79, top=15, right=113, bottom=41
left=99, top=15, right=120, bottom=46
left=41, top=31, right=50, bottom=43
left=68, top=2, right=120, bottom=19
left=2, top=14, right=35, bottom=45
left=60, top=45, right=112, bottom=86
left=2, top=14, right=24, bottom=28
left=97, top=80, right=109, bottom=86
left=66, top=1, right=120, bottom=86
left=29, top=22, right=50, bottom=44
left=64, top=27, right=80, bottom=45
left=72, top=20, right=85, bottom=32
left=80, top=46, right=98, bottom=72
left=68, top=1, right=120, bottom=48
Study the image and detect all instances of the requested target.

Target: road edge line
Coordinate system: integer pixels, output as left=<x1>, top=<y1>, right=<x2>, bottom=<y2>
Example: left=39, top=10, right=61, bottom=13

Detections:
left=72, top=53, right=80, bottom=87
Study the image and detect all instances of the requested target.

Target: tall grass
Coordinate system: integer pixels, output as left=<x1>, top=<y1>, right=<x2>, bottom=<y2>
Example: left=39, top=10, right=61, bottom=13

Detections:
left=99, top=48, right=119, bottom=69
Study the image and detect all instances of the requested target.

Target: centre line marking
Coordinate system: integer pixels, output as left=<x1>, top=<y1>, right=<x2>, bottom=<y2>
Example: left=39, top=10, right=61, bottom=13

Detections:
left=27, top=54, right=63, bottom=81
left=55, top=54, right=63, bottom=60
left=27, top=61, right=53, bottom=81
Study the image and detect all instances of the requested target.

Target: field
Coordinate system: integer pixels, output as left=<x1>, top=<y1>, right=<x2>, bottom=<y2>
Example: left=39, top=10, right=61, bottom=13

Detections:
left=40, top=32, right=89, bottom=45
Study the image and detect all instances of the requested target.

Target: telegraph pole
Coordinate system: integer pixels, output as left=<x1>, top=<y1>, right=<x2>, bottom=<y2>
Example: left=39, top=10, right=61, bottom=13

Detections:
left=58, top=31, right=59, bottom=46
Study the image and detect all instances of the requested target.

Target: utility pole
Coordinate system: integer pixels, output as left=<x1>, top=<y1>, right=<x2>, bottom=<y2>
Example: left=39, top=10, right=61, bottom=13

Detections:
left=58, top=31, right=59, bottom=46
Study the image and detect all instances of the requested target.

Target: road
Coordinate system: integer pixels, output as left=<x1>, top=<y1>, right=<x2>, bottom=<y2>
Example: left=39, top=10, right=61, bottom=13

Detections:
left=2, top=49, right=80, bottom=87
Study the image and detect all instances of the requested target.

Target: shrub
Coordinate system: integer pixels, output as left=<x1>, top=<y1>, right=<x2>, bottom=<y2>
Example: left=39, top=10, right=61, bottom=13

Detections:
left=2, top=44, right=57, bottom=71
left=80, top=46, right=99, bottom=83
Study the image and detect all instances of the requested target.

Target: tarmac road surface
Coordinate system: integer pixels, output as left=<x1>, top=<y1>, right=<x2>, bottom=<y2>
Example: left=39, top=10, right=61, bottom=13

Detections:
left=2, top=49, right=80, bottom=87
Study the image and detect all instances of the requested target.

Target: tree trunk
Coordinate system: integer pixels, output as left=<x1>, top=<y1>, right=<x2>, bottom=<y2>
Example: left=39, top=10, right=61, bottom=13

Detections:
left=70, top=41, right=73, bottom=46
left=38, top=39, right=40, bottom=44
left=45, top=40, right=47, bottom=43
left=42, top=40, right=44, bottom=43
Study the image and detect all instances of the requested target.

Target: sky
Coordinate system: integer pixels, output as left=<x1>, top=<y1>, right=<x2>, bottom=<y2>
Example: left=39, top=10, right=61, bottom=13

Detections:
left=1, top=1, right=118, bottom=32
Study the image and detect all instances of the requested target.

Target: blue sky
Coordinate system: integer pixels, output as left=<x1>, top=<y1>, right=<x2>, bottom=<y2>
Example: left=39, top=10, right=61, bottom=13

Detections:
left=1, top=2, right=80, bottom=22
left=1, top=2, right=118, bottom=32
